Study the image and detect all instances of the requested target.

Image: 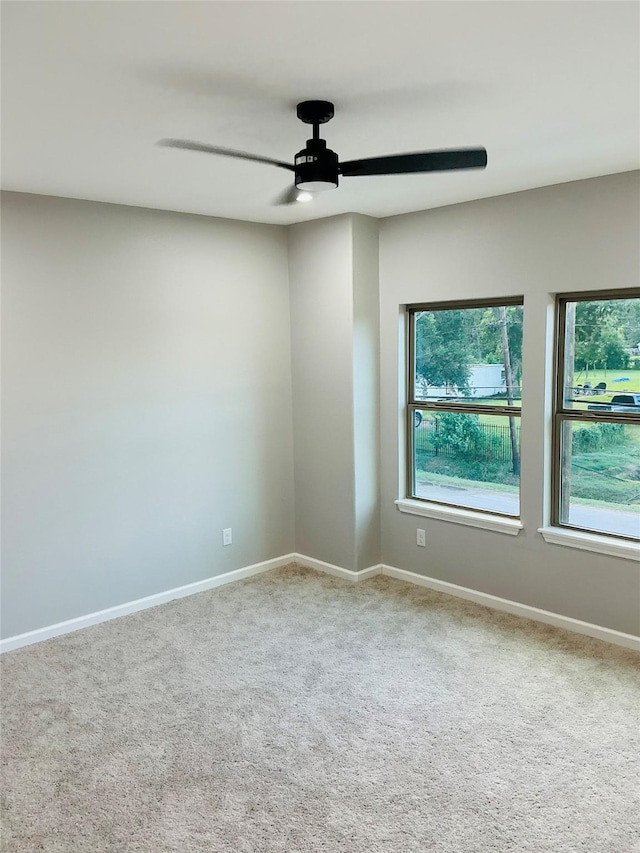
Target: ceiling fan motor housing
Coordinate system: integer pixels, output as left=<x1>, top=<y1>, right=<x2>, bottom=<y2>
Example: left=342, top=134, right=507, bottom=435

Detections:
left=295, top=138, right=339, bottom=192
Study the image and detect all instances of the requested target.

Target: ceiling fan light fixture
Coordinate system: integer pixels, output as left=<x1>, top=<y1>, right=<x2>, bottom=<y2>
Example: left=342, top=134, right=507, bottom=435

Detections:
left=296, top=179, right=337, bottom=192
left=294, top=138, right=339, bottom=192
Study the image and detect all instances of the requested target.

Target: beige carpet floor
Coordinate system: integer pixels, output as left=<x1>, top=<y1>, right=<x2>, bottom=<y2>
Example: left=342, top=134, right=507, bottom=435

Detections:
left=1, top=564, right=639, bottom=852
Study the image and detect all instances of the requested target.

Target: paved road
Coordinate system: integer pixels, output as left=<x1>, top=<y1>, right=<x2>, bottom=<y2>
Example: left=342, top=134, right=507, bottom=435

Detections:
left=415, top=483, right=639, bottom=538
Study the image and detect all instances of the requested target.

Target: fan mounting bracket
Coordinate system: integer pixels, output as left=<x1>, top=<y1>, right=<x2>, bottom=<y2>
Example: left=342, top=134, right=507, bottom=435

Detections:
left=296, top=100, right=334, bottom=125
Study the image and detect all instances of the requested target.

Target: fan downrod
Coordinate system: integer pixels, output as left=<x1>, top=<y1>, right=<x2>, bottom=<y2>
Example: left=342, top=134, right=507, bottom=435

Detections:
left=296, top=100, right=334, bottom=125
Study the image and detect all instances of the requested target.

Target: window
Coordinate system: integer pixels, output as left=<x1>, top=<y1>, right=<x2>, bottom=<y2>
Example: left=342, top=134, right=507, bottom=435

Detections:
left=553, top=291, right=640, bottom=542
left=406, top=298, right=523, bottom=517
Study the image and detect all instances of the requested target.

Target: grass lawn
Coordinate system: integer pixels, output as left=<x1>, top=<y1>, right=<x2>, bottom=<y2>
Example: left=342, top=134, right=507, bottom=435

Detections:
left=415, top=467, right=640, bottom=512
left=415, top=405, right=520, bottom=427
left=415, top=368, right=640, bottom=412
left=569, top=423, right=640, bottom=506
left=415, top=468, right=519, bottom=495
left=415, top=422, right=639, bottom=506
left=572, top=367, right=640, bottom=403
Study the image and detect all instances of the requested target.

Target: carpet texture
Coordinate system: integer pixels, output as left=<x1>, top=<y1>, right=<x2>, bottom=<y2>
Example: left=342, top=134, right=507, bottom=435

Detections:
left=1, top=564, right=639, bottom=852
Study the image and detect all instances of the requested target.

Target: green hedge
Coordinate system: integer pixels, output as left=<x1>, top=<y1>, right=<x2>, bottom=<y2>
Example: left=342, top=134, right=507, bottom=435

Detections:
left=571, top=422, right=625, bottom=453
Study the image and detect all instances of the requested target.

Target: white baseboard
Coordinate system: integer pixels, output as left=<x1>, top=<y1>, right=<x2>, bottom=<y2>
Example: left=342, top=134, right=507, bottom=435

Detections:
left=3, top=552, right=637, bottom=655
left=293, top=553, right=382, bottom=582
left=0, top=554, right=297, bottom=654
left=298, top=555, right=639, bottom=650
left=381, top=564, right=640, bottom=652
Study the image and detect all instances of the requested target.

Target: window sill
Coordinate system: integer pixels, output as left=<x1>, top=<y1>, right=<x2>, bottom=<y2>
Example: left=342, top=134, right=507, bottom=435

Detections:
left=395, top=499, right=523, bottom=536
left=538, top=527, right=640, bottom=562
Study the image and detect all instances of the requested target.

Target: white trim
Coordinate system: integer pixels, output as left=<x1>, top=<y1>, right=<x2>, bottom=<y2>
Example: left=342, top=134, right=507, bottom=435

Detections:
left=293, top=553, right=382, bottom=582
left=0, top=554, right=297, bottom=654
left=4, top=551, right=636, bottom=655
left=381, top=564, right=640, bottom=652
left=538, top=527, right=640, bottom=562
left=395, top=498, right=523, bottom=536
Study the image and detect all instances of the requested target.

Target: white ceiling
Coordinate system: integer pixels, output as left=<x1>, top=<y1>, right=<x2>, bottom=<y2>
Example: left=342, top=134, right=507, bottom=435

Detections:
left=2, top=1, right=639, bottom=225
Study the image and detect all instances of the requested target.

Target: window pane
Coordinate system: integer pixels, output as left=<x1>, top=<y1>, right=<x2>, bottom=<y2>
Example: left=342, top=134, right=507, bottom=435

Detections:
left=413, top=305, right=522, bottom=406
left=558, top=420, right=640, bottom=540
left=562, top=296, right=640, bottom=411
left=412, top=410, right=520, bottom=516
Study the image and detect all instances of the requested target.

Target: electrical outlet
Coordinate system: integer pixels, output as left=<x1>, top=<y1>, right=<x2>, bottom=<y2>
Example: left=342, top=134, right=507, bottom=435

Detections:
left=222, top=528, right=233, bottom=546
left=417, top=528, right=426, bottom=547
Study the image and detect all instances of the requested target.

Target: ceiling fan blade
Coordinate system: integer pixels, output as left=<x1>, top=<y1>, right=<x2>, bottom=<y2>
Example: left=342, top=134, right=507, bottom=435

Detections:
left=272, top=185, right=299, bottom=206
left=158, top=139, right=294, bottom=171
left=339, top=148, right=487, bottom=177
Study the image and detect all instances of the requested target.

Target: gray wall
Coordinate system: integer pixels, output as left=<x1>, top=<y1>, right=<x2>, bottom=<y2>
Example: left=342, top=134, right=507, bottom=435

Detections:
left=3, top=173, right=638, bottom=641
left=379, top=171, right=640, bottom=635
left=288, top=214, right=380, bottom=572
left=1, top=192, right=294, bottom=638
left=289, top=216, right=356, bottom=570
left=352, top=215, right=381, bottom=571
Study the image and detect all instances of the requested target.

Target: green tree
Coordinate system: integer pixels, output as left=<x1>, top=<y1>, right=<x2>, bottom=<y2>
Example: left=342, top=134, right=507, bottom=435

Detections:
left=610, top=298, right=640, bottom=350
left=478, top=306, right=523, bottom=391
left=600, top=323, right=630, bottom=369
left=574, top=301, right=629, bottom=371
left=432, top=411, right=482, bottom=456
left=415, top=309, right=474, bottom=391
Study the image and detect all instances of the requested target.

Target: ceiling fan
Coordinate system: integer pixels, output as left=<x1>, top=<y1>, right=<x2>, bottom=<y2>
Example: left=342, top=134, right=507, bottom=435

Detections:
left=160, top=100, right=487, bottom=205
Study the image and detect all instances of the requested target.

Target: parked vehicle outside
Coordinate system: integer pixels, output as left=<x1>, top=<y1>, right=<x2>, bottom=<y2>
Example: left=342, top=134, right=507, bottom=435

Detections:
left=588, top=393, right=640, bottom=413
